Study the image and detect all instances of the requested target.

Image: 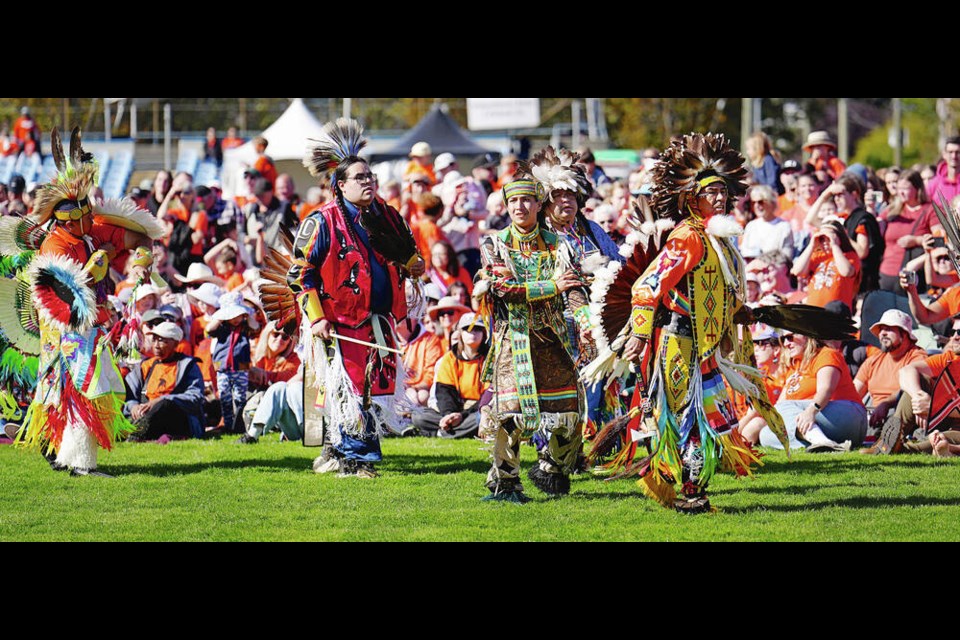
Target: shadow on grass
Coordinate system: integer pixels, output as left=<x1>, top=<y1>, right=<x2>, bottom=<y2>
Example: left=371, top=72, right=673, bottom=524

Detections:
left=721, top=495, right=960, bottom=514
left=103, top=457, right=313, bottom=477
left=381, top=454, right=490, bottom=475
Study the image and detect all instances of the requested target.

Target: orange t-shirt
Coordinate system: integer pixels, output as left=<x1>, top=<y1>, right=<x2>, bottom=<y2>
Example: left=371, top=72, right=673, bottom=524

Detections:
left=435, top=351, right=487, bottom=402
left=926, top=350, right=960, bottom=379
left=255, top=353, right=301, bottom=385
left=222, top=272, right=244, bottom=291
left=141, top=357, right=181, bottom=402
left=854, top=347, right=928, bottom=404
left=222, top=136, right=244, bottom=150
left=412, top=219, right=448, bottom=260
left=937, top=285, right=960, bottom=316
left=782, top=348, right=862, bottom=404
left=254, top=156, right=278, bottom=189
left=403, top=331, right=446, bottom=389
left=805, top=245, right=861, bottom=309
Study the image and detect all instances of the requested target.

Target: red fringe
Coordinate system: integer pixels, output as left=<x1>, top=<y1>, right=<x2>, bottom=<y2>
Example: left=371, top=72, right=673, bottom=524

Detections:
left=61, top=379, right=116, bottom=452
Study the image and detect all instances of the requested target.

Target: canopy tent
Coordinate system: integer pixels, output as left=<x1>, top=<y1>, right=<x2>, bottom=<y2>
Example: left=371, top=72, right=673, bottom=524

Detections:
left=378, top=104, right=490, bottom=160
left=224, top=98, right=327, bottom=198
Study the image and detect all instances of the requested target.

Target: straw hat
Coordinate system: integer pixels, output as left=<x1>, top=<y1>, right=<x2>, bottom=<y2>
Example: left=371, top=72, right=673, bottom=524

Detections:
left=427, top=296, right=471, bottom=322
left=803, top=131, right=837, bottom=152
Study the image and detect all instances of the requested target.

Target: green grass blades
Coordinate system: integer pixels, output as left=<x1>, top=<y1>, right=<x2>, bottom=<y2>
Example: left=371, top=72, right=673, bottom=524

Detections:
left=1, top=437, right=959, bottom=541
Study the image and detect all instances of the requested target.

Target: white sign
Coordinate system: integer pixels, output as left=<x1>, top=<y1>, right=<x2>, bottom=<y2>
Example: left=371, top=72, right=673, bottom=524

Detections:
left=467, top=98, right=541, bottom=131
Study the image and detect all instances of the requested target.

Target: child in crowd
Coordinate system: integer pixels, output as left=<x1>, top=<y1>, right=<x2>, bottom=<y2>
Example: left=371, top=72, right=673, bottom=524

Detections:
left=206, top=291, right=258, bottom=433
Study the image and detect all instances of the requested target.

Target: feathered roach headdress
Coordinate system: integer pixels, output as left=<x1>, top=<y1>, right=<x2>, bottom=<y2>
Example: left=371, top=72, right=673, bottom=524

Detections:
left=30, top=128, right=98, bottom=227
left=303, top=117, right=367, bottom=179
left=650, top=132, right=748, bottom=220
left=528, top=146, right=593, bottom=208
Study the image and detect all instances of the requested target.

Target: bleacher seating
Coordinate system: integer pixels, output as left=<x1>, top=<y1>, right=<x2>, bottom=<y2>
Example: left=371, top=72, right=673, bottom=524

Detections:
left=101, top=149, right=134, bottom=199
left=194, top=161, right=220, bottom=187
left=176, top=148, right=199, bottom=177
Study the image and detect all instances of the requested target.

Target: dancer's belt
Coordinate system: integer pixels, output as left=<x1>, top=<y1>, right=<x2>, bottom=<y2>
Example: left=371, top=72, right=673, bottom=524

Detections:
left=653, top=307, right=693, bottom=338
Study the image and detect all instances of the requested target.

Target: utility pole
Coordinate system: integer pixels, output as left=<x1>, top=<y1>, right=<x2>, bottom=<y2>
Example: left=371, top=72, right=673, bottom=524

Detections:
left=837, top=98, right=849, bottom=163
left=892, top=98, right=902, bottom=167
left=344, top=98, right=352, bottom=120
left=104, top=99, right=111, bottom=143
left=741, top=98, right=753, bottom=147
left=163, top=102, right=172, bottom=171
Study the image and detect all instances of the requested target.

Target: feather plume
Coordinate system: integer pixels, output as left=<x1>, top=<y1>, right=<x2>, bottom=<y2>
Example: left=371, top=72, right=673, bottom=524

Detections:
left=303, top=118, right=368, bottom=178
left=28, top=253, right=96, bottom=334
left=529, top=146, right=592, bottom=202
left=359, top=200, right=420, bottom=268
left=95, top=197, right=166, bottom=240
left=50, top=128, right=66, bottom=173
left=750, top=304, right=857, bottom=341
left=0, top=216, right=45, bottom=255
left=257, top=245, right=299, bottom=334
left=651, top=133, right=748, bottom=220
left=0, top=275, right=40, bottom=356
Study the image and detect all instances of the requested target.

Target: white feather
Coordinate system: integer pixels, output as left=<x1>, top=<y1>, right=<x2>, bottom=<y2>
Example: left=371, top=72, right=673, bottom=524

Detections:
left=96, top=197, right=166, bottom=240
left=706, top=214, right=743, bottom=239
left=581, top=253, right=609, bottom=275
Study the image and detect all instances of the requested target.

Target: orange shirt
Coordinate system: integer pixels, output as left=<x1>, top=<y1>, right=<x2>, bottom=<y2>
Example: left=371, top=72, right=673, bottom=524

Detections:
left=777, top=194, right=796, bottom=215
left=39, top=219, right=127, bottom=263
left=141, top=357, right=181, bottom=402
left=254, top=155, right=278, bottom=189
left=855, top=346, right=928, bottom=404
left=403, top=161, right=436, bottom=185
left=255, top=353, right=301, bottom=385
left=222, top=136, right=244, bottom=150
left=805, top=245, right=861, bottom=310
left=222, top=272, right=244, bottom=292
left=926, top=350, right=960, bottom=379
left=430, top=266, right=474, bottom=296
left=937, top=285, right=960, bottom=316
left=435, top=350, right=487, bottom=402
left=412, top=219, right=448, bottom=261
left=402, top=331, right=445, bottom=389
left=783, top=348, right=862, bottom=404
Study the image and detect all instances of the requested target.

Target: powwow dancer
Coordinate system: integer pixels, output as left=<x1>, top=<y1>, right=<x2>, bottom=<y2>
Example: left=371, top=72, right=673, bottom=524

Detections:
left=528, top=146, right=627, bottom=439
left=9, top=128, right=162, bottom=476
left=474, top=174, right=585, bottom=502
left=285, top=118, right=424, bottom=478
left=584, top=133, right=853, bottom=514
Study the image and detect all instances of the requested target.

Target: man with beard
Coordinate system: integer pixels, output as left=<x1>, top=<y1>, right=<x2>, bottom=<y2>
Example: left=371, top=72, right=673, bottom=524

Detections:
left=854, top=310, right=927, bottom=441
left=862, top=314, right=960, bottom=455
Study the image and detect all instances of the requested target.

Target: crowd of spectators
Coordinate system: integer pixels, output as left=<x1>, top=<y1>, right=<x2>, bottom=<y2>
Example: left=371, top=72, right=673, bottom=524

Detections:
left=2, top=125, right=960, bottom=461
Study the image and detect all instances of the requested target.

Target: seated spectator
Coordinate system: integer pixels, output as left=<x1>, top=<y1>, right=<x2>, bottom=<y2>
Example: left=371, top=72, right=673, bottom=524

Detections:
left=398, top=315, right=445, bottom=409
left=427, top=296, right=470, bottom=347
left=244, top=178, right=295, bottom=267
left=907, top=237, right=960, bottom=301
left=400, top=171, right=432, bottom=224
left=483, top=191, right=509, bottom=232
left=737, top=325, right=788, bottom=445
left=747, top=251, right=795, bottom=299
left=781, top=172, right=823, bottom=248
left=758, top=332, right=868, bottom=452
left=792, top=219, right=861, bottom=310
left=446, top=281, right=471, bottom=310
left=854, top=310, right=927, bottom=432
left=238, top=322, right=302, bottom=443
left=413, top=313, right=489, bottom=439
left=803, top=131, right=846, bottom=180
left=124, top=322, right=205, bottom=441
left=862, top=315, right=960, bottom=455
left=778, top=160, right=801, bottom=210
left=740, top=185, right=794, bottom=260
left=159, top=179, right=207, bottom=277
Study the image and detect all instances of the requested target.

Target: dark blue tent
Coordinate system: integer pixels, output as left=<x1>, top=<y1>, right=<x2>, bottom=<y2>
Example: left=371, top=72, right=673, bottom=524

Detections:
left=378, top=104, right=490, bottom=159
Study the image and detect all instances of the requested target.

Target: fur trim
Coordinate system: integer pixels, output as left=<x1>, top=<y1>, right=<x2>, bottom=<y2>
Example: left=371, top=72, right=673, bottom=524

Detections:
left=56, top=422, right=98, bottom=470
left=528, top=146, right=592, bottom=202
left=29, top=254, right=96, bottom=335
left=581, top=252, right=609, bottom=275
left=96, top=198, right=166, bottom=240
left=706, top=214, right=743, bottom=239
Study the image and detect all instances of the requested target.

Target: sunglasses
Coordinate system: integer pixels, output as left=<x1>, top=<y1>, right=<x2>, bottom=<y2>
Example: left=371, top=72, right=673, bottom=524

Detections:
left=754, top=338, right=778, bottom=348
left=438, top=310, right=457, bottom=319
left=269, top=332, right=291, bottom=341
left=950, top=328, right=960, bottom=337
left=781, top=334, right=798, bottom=343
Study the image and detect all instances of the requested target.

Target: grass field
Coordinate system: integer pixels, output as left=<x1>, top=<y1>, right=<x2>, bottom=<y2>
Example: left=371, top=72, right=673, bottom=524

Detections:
left=1, top=435, right=958, bottom=542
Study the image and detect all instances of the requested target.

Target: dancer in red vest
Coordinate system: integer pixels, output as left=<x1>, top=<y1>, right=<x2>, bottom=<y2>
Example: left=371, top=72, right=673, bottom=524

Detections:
left=288, top=118, right=424, bottom=478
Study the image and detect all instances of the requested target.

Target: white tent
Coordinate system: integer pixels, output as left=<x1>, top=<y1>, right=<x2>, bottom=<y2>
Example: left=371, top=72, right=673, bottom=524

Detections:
left=223, top=98, right=327, bottom=199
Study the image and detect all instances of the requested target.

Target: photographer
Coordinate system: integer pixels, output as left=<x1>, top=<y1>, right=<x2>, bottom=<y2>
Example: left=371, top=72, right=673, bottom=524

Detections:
left=792, top=218, right=861, bottom=310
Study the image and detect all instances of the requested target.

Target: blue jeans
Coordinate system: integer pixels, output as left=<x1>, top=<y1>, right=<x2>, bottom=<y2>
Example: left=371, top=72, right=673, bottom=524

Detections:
left=245, top=381, right=304, bottom=441
left=760, top=399, right=868, bottom=449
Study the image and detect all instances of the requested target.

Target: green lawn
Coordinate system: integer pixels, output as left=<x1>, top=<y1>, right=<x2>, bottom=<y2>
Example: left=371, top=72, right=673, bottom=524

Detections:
left=1, top=436, right=958, bottom=541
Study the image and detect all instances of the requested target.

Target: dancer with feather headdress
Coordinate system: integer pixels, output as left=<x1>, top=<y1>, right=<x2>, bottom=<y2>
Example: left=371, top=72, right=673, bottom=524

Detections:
left=7, top=127, right=163, bottom=477
left=286, top=118, right=424, bottom=479
left=528, top=147, right=628, bottom=444
left=584, top=133, right=856, bottom=514
left=473, top=171, right=586, bottom=502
